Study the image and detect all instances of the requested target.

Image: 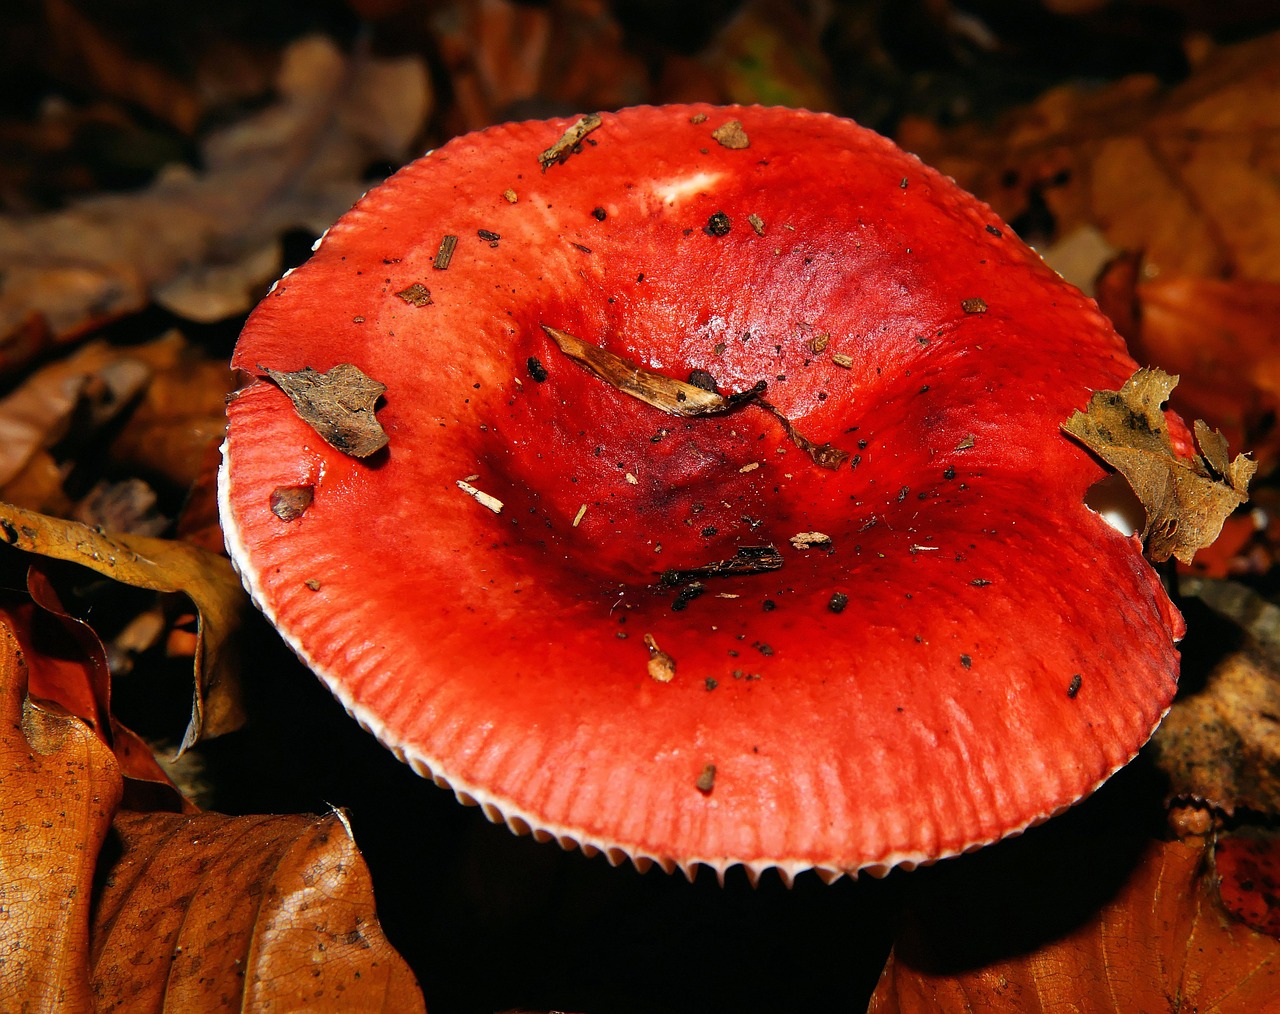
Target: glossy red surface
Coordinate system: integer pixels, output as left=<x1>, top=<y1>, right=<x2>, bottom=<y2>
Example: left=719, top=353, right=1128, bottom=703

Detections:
left=220, top=105, right=1182, bottom=879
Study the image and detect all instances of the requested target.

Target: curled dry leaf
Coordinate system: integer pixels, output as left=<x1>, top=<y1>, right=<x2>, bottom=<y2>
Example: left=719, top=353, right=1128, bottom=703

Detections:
left=0, top=500, right=249, bottom=752
left=1062, top=367, right=1256, bottom=564
left=545, top=325, right=847, bottom=469
left=0, top=613, right=122, bottom=1014
left=92, top=811, right=425, bottom=1012
left=262, top=363, right=389, bottom=458
left=0, top=602, right=423, bottom=1013
left=14, top=567, right=193, bottom=813
left=0, top=35, right=431, bottom=367
left=1149, top=577, right=1280, bottom=816
left=869, top=836, right=1280, bottom=1012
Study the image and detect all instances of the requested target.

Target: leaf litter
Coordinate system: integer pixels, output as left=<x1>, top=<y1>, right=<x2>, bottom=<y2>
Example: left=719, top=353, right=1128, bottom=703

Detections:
left=0, top=602, right=424, bottom=1012
left=0, top=500, right=249, bottom=753
left=1149, top=577, right=1280, bottom=817
left=0, top=35, right=431, bottom=370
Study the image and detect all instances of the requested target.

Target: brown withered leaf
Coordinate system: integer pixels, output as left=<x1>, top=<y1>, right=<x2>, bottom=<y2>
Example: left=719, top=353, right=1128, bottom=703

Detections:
left=1216, top=830, right=1280, bottom=939
left=0, top=500, right=249, bottom=752
left=106, top=329, right=234, bottom=491
left=898, top=31, right=1280, bottom=283
left=0, top=612, right=122, bottom=1013
left=545, top=325, right=847, bottom=469
left=1149, top=577, right=1280, bottom=816
left=92, top=810, right=425, bottom=1012
left=869, top=836, right=1280, bottom=1012
left=0, top=605, right=424, bottom=1012
left=0, top=36, right=430, bottom=367
left=262, top=363, right=389, bottom=458
left=0, top=339, right=153, bottom=488
left=1062, top=368, right=1256, bottom=563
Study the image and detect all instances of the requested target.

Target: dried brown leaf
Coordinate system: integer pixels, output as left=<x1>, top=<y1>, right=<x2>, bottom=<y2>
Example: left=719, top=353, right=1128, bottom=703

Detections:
left=0, top=339, right=152, bottom=487
left=91, top=810, right=425, bottom=1012
left=105, top=330, right=234, bottom=490
left=0, top=500, right=249, bottom=751
left=0, top=604, right=423, bottom=1012
left=0, top=612, right=122, bottom=1014
left=1062, top=367, right=1255, bottom=563
left=543, top=325, right=731, bottom=417
left=898, top=31, right=1280, bottom=283
left=1150, top=578, right=1280, bottom=816
left=870, top=836, right=1280, bottom=1012
left=262, top=363, right=389, bottom=458
left=1216, top=830, right=1280, bottom=939
left=0, top=36, right=431, bottom=363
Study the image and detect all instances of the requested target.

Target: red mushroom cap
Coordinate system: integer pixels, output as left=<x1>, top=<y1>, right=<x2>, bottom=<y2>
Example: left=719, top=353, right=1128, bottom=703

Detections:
left=219, top=105, right=1183, bottom=883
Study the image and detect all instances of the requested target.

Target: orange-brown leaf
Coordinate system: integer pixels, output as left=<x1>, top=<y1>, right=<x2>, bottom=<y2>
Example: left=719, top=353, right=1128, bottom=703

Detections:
left=0, top=613, right=122, bottom=1014
left=1099, top=269, right=1280, bottom=473
left=898, top=31, right=1280, bottom=283
left=1, top=590, right=423, bottom=1012
left=91, top=811, right=425, bottom=1012
left=869, top=836, right=1280, bottom=1012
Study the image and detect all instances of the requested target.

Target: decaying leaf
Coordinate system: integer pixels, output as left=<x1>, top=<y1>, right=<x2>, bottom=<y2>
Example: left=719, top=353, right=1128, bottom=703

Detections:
left=0, top=36, right=431, bottom=366
left=0, top=602, right=424, bottom=1013
left=1149, top=577, right=1280, bottom=816
left=0, top=339, right=152, bottom=487
left=14, top=569, right=192, bottom=812
left=0, top=500, right=249, bottom=752
left=543, top=324, right=738, bottom=417
left=262, top=363, right=389, bottom=458
left=104, top=331, right=234, bottom=491
left=870, top=835, right=1280, bottom=1012
left=898, top=31, right=1280, bottom=283
left=1062, top=367, right=1255, bottom=563
left=0, top=613, right=122, bottom=1014
left=92, top=810, right=425, bottom=1012
left=544, top=325, right=848, bottom=469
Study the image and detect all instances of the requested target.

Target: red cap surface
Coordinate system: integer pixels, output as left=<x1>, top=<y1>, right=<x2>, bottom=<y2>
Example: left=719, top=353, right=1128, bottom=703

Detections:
left=219, top=105, right=1183, bottom=883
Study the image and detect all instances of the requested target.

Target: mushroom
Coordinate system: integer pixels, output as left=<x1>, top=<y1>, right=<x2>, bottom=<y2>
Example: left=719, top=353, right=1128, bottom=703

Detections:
left=218, top=105, right=1184, bottom=884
